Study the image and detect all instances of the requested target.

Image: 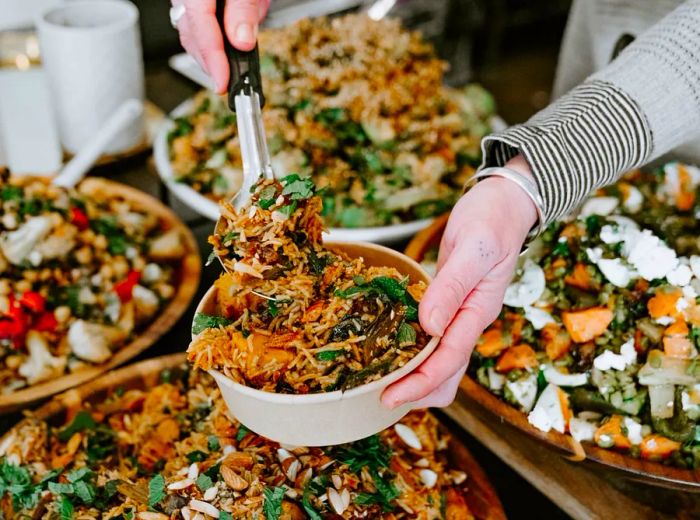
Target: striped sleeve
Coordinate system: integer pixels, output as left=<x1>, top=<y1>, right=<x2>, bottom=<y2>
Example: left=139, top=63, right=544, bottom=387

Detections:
left=480, top=80, right=651, bottom=224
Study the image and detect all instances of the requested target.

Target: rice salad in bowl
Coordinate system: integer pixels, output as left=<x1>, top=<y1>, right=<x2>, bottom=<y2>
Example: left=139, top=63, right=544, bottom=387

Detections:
left=188, top=175, right=432, bottom=394
left=0, top=362, right=476, bottom=519
left=166, top=14, right=495, bottom=228
left=0, top=172, right=188, bottom=393
left=470, top=161, right=700, bottom=469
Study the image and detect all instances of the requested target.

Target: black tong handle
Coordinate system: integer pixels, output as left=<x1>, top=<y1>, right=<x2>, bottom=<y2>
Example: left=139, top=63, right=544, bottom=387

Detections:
left=215, top=0, right=265, bottom=111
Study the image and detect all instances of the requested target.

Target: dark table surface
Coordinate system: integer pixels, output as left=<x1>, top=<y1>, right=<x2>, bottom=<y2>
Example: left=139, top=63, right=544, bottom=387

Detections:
left=5, top=59, right=569, bottom=519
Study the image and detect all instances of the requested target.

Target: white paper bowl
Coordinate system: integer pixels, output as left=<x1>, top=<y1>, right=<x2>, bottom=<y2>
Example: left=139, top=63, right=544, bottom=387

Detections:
left=154, top=98, right=433, bottom=244
left=192, top=241, right=439, bottom=446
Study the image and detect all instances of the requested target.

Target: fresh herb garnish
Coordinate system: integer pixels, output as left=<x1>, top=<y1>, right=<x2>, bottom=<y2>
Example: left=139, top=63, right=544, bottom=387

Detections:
left=220, top=512, right=233, bottom=520
left=396, top=322, right=416, bottom=345
left=186, top=450, right=208, bottom=463
left=0, top=185, right=22, bottom=202
left=0, top=459, right=41, bottom=509
left=355, top=470, right=400, bottom=512
left=147, top=474, right=166, bottom=507
left=196, top=474, right=213, bottom=491
left=192, top=313, right=234, bottom=335
left=236, top=424, right=250, bottom=442
left=208, top=435, right=220, bottom=452
left=278, top=201, right=298, bottom=218
left=333, top=434, right=392, bottom=473
left=57, top=411, right=96, bottom=442
left=262, top=486, right=285, bottom=520
left=282, top=175, right=315, bottom=200
left=316, top=349, right=345, bottom=361
left=58, top=496, right=74, bottom=520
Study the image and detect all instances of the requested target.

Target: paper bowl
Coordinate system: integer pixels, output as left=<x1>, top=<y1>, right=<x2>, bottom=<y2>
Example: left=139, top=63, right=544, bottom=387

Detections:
left=154, top=98, right=434, bottom=244
left=192, top=241, right=439, bottom=446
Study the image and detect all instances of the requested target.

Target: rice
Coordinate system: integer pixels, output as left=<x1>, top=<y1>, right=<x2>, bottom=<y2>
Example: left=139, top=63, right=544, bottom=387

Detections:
left=188, top=176, right=429, bottom=393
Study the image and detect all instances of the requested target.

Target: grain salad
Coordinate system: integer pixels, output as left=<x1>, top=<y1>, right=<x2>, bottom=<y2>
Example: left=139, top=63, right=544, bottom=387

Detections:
left=188, top=176, right=430, bottom=394
left=0, top=172, right=186, bottom=391
left=168, top=14, right=495, bottom=228
left=0, top=365, right=474, bottom=519
left=470, top=162, right=700, bottom=468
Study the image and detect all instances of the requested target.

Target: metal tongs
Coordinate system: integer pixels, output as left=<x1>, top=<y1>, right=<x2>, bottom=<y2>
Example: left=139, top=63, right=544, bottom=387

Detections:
left=215, top=0, right=274, bottom=212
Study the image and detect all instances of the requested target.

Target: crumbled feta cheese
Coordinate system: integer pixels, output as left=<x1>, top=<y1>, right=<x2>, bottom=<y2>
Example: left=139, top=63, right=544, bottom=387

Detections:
left=667, top=264, right=693, bottom=287
left=528, top=384, right=567, bottom=433
left=487, top=367, right=505, bottom=391
left=599, top=225, right=625, bottom=244
left=620, top=339, right=637, bottom=365
left=622, top=185, right=644, bottom=213
left=623, top=417, right=643, bottom=445
left=691, top=256, right=700, bottom=279
left=593, top=350, right=628, bottom=371
left=597, top=258, right=634, bottom=287
left=523, top=306, right=555, bottom=330
left=542, top=365, right=588, bottom=387
left=503, top=260, right=545, bottom=308
left=626, top=230, right=678, bottom=281
left=580, top=197, right=619, bottom=217
left=586, top=247, right=603, bottom=264
left=506, top=375, right=538, bottom=412
left=569, top=417, right=597, bottom=442
left=655, top=316, right=675, bottom=326
left=677, top=298, right=690, bottom=313
left=608, top=215, right=639, bottom=231
left=683, top=285, right=698, bottom=300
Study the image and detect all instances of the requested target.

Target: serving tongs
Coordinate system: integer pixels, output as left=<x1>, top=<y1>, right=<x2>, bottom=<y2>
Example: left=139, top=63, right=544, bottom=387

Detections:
left=214, top=0, right=275, bottom=272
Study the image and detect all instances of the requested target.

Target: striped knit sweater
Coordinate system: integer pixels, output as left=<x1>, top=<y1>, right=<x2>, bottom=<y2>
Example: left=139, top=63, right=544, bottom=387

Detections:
left=481, top=0, right=700, bottom=225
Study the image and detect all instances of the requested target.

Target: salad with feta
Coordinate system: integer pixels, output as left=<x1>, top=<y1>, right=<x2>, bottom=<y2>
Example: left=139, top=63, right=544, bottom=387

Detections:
left=471, top=162, right=700, bottom=468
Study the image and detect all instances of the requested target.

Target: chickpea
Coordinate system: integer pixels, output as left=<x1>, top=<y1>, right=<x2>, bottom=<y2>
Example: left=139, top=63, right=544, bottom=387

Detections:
left=0, top=296, right=9, bottom=314
left=112, top=257, right=129, bottom=278
left=23, top=270, right=39, bottom=283
left=99, top=264, right=114, bottom=280
left=94, top=235, right=108, bottom=250
left=5, top=355, right=22, bottom=370
left=54, top=306, right=71, bottom=324
left=157, top=283, right=175, bottom=300
left=74, top=246, right=93, bottom=265
left=39, top=268, right=53, bottom=281
left=132, top=256, right=146, bottom=272
left=15, top=280, right=31, bottom=293
left=0, top=279, right=10, bottom=295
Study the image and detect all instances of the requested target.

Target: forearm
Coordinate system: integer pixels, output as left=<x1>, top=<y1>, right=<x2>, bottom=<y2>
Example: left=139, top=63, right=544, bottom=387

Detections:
left=481, top=0, right=700, bottom=224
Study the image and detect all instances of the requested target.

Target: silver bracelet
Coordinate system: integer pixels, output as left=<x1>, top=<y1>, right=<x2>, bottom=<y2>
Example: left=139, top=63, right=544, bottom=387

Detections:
left=464, top=166, right=547, bottom=239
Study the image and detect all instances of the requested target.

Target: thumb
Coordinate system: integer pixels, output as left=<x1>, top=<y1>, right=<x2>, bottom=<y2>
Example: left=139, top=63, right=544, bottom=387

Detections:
left=225, top=0, right=260, bottom=51
left=419, top=234, right=499, bottom=337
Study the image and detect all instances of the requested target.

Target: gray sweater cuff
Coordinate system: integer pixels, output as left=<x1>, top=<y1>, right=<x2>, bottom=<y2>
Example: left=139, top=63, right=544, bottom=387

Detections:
left=479, top=81, right=651, bottom=224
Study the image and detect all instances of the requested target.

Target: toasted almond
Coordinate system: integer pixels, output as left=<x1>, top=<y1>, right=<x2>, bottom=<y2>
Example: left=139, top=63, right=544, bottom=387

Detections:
left=221, top=465, right=249, bottom=491
left=327, top=487, right=346, bottom=515
left=332, top=474, right=342, bottom=490
left=137, top=513, right=168, bottom=520
left=167, top=478, right=194, bottom=491
left=203, top=486, right=218, bottom=501
left=341, top=488, right=350, bottom=509
left=414, top=458, right=430, bottom=468
left=394, top=424, right=422, bottom=450
left=283, top=458, right=301, bottom=482
left=187, top=463, right=199, bottom=480
left=277, top=448, right=293, bottom=462
left=419, top=469, right=438, bottom=488
left=180, top=507, right=192, bottom=520
left=223, top=451, right=254, bottom=470
left=295, top=467, right=313, bottom=490
left=450, top=470, right=468, bottom=485
left=189, top=499, right=220, bottom=518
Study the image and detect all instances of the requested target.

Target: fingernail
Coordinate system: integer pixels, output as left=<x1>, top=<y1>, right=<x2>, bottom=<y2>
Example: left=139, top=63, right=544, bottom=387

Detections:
left=428, top=308, right=447, bottom=335
left=235, top=23, right=255, bottom=45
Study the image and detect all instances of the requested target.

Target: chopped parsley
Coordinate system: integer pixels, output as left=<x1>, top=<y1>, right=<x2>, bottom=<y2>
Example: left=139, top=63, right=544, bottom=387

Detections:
left=262, top=486, right=285, bottom=520
left=236, top=424, right=251, bottom=442
left=192, top=313, right=234, bottom=335
left=316, top=349, right=345, bottom=361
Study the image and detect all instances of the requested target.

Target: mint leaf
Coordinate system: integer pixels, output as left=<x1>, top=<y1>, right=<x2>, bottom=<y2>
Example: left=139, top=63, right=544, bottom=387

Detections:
left=58, top=496, right=74, bottom=520
left=220, top=512, right=233, bottom=520
left=263, top=486, right=285, bottom=520
left=208, top=435, right=220, bottom=452
left=192, top=313, right=234, bottom=335
left=282, top=177, right=315, bottom=200
left=186, top=450, right=208, bottom=463
left=48, top=482, right=74, bottom=495
left=73, top=480, right=96, bottom=504
left=278, top=201, right=298, bottom=218
left=236, top=425, right=250, bottom=442
left=148, top=474, right=166, bottom=507
left=396, top=322, right=416, bottom=345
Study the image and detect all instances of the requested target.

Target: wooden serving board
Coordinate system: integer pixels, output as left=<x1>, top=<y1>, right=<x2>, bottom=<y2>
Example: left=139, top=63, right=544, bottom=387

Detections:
left=447, top=387, right=700, bottom=520
left=4, top=354, right=507, bottom=520
left=0, top=177, right=201, bottom=413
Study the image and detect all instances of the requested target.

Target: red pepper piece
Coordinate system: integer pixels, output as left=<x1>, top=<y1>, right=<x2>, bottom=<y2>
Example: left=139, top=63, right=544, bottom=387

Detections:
left=0, top=319, right=19, bottom=339
left=70, top=207, right=90, bottom=230
left=114, top=270, right=141, bottom=303
left=34, top=311, right=58, bottom=332
left=20, top=291, right=45, bottom=313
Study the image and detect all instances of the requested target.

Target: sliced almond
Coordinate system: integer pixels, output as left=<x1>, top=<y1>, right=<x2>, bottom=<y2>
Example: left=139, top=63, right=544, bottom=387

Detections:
left=189, top=499, right=220, bottom=518
left=295, top=467, right=313, bottom=490
left=167, top=478, right=194, bottom=491
left=331, top=474, right=342, bottom=490
left=180, top=507, right=192, bottom=520
left=394, top=424, right=422, bottom=450
left=187, top=463, right=199, bottom=480
left=327, top=487, right=346, bottom=515
left=340, top=488, right=350, bottom=510
left=203, top=486, right=218, bottom=501
left=419, top=469, right=438, bottom=488
left=283, top=458, right=301, bottom=482
left=414, top=458, right=430, bottom=468
left=221, top=465, right=249, bottom=491
left=277, top=448, right=293, bottom=462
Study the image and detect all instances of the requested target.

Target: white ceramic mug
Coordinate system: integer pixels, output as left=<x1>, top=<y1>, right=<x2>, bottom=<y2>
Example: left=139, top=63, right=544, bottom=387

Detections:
left=36, top=0, right=145, bottom=155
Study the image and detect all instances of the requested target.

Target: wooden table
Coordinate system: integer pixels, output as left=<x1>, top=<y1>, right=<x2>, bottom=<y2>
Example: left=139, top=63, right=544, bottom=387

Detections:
left=446, top=387, right=700, bottom=520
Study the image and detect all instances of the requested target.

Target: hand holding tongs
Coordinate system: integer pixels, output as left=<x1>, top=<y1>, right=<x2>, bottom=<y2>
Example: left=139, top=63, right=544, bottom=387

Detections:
left=215, top=0, right=274, bottom=212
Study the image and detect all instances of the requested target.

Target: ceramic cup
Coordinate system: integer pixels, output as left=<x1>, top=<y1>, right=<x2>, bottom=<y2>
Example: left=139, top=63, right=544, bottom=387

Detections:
left=36, top=0, right=145, bottom=155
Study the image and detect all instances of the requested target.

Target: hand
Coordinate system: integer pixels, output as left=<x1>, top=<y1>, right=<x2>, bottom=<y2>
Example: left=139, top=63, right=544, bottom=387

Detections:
left=382, top=156, right=538, bottom=409
left=173, top=0, right=271, bottom=93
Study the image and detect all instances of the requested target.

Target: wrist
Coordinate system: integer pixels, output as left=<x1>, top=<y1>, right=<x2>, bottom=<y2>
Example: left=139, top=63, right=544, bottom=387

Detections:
left=479, top=176, right=538, bottom=238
